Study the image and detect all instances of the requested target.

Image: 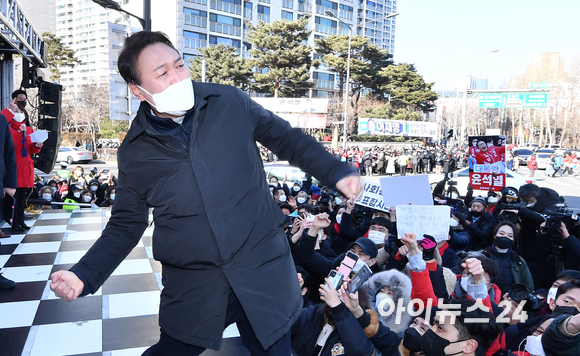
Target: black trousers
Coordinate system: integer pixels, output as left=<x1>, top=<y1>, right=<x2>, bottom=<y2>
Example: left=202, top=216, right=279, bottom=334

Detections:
left=13, top=187, right=30, bottom=228
left=142, top=288, right=291, bottom=356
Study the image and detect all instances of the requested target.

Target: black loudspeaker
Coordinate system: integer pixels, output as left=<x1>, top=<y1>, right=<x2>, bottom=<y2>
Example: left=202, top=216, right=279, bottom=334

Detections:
left=33, top=132, right=60, bottom=174
left=34, top=156, right=56, bottom=174
left=40, top=83, right=62, bottom=104
left=38, top=118, right=59, bottom=132
left=39, top=103, right=59, bottom=117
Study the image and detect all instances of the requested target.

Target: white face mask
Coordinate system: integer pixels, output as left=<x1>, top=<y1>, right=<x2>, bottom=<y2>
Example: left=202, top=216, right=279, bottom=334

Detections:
left=527, top=201, right=536, bottom=208
left=42, top=193, right=52, bottom=200
left=278, top=195, right=287, bottom=202
left=449, top=218, right=459, bottom=227
left=375, top=292, right=393, bottom=314
left=73, top=192, right=81, bottom=198
left=336, top=214, right=342, bottom=224
left=547, top=286, right=558, bottom=305
left=50, top=187, right=57, bottom=193
left=297, top=197, right=306, bottom=204
left=488, top=196, right=499, bottom=204
left=460, top=275, right=469, bottom=292
left=137, top=78, right=195, bottom=116
left=293, top=186, right=300, bottom=192
left=13, top=113, right=25, bottom=122
left=334, top=198, right=343, bottom=205
left=83, top=195, right=92, bottom=203
left=90, top=185, right=98, bottom=191
left=524, top=335, right=546, bottom=356
left=368, top=230, right=386, bottom=245
left=447, top=192, right=458, bottom=200
left=110, top=194, right=116, bottom=201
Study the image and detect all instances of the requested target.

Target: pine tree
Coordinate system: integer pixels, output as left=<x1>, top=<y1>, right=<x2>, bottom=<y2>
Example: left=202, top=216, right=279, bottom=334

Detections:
left=188, top=44, right=253, bottom=90
left=379, top=63, right=438, bottom=113
left=42, top=32, right=81, bottom=82
left=247, top=17, right=317, bottom=98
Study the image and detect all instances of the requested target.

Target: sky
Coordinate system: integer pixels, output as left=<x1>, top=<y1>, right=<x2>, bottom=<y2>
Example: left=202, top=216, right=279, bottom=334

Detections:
left=394, top=0, right=580, bottom=90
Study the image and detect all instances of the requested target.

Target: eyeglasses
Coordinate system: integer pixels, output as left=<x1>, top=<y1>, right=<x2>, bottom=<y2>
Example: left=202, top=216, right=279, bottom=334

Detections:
left=531, top=326, right=544, bottom=335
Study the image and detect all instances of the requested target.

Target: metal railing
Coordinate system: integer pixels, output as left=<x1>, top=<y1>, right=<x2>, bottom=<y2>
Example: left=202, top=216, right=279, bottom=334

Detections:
left=184, top=14, right=207, bottom=28
left=338, top=27, right=349, bottom=36
left=209, top=21, right=241, bottom=36
left=282, top=0, right=293, bottom=9
left=314, top=79, right=335, bottom=90
left=297, top=2, right=311, bottom=12
left=210, top=0, right=242, bottom=15
left=258, top=13, right=270, bottom=22
left=315, top=23, right=337, bottom=35
left=258, top=0, right=270, bottom=3
left=315, top=5, right=336, bottom=16
left=244, top=7, right=252, bottom=19
left=339, top=9, right=353, bottom=20
left=185, top=0, right=208, bottom=5
left=184, top=37, right=207, bottom=49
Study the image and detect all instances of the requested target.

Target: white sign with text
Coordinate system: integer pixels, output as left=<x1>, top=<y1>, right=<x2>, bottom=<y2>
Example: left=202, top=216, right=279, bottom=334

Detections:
left=396, top=205, right=450, bottom=242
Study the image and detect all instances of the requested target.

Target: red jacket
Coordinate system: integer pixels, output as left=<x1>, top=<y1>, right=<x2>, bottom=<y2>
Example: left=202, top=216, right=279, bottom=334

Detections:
left=527, top=158, right=537, bottom=170
left=2, top=109, right=41, bottom=188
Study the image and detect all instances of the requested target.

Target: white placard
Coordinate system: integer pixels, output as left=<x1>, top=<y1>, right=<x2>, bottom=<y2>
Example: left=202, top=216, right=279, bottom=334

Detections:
left=379, top=175, right=434, bottom=207
left=396, top=205, right=450, bottom=242
left=30, top=130, right=48, bottom=143
left=355, top=180, right=389, bottom=212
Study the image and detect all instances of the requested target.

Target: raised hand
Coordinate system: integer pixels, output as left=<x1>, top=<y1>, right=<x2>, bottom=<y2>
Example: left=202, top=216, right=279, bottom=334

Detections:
left=50, top=270, right=84, bottom=302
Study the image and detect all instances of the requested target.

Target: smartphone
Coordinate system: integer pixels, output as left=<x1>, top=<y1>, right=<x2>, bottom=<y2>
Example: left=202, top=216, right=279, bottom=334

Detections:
left=306, top=214, right=315, bottom=223
left=347, top=264, right=372, bottom=294
left=323, top=270, right=344, bottom=293
left=337, top=251, right=359, bottom=277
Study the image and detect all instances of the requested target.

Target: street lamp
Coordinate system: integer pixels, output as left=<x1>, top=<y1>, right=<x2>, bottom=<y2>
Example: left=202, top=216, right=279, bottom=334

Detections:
left=92, top=0, right=151, bottom=30
left=325, top=11, right=399, bottom=149
left=459, top=49, right=499, bottom=146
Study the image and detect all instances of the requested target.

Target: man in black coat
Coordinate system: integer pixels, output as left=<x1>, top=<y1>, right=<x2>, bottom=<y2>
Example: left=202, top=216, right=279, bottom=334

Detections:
left=50, top=31, right=361, bottom=355
left=464, top=196, right=496, bottom=251
left=0, top=111, right=17, bottom=289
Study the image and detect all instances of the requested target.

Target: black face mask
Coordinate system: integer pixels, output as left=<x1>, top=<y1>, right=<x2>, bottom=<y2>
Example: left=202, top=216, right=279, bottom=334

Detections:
left=17, top=100, right=26, bottom=108
left=494, top=236, right=514, bottom=250
left=421, top=329, right=465, bottom=356
left=554, top=305, right=580, bottom=316
left=402, top=327, right=423, bottom=353
left=470, top=210, right=483, bottom=217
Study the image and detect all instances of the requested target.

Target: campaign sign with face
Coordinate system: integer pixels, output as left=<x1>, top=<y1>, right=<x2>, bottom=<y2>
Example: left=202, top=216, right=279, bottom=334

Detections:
left=468, top=135, right=506, bottom=191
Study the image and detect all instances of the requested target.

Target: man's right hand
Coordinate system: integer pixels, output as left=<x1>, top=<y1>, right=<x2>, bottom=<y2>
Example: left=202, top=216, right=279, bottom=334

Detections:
left=3, top=188, right=15, bottom=197
left=345, top=198, right=355, bottom=214
left=50, top=270, right=84, bottom=301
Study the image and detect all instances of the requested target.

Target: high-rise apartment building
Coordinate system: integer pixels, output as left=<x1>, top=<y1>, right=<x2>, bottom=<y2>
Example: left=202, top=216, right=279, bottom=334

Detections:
left=56, top=0, right=397, bottom=99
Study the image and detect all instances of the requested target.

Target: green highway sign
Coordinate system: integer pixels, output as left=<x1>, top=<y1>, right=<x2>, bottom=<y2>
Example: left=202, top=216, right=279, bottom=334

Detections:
left=524, top=93, right=548, bottom=107
left=478, top=93, right=502, bottom=108
left=530, top=82, right=551, bottom=89
left=503, top=93, right=524, bottom=108
left=479, top=92, right=548, bottom=108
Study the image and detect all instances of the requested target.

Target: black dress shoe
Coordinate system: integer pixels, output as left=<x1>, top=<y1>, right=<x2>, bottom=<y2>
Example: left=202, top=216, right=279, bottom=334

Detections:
left=12, top=226, right=24, bottom=232
left=21, top=224, right=30, bottom=230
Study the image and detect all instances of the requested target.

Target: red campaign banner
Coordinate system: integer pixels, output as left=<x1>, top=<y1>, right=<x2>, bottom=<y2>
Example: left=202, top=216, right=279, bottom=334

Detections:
left=469, top=172, right=505, bottom=192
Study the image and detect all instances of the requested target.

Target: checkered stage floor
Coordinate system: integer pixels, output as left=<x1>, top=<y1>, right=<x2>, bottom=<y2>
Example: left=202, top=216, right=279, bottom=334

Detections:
left=0, top=209, right=249, bottom=356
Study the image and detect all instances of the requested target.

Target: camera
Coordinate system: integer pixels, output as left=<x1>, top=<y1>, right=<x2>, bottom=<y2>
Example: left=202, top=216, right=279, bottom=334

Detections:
left=317, top=191, right=333, bottom=214
left=508, top=283, right=539, bottom=311
left=447, top=180, right=457, bottom=186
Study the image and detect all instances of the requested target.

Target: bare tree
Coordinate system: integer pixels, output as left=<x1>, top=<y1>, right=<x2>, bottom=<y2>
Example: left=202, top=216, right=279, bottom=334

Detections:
left=63, top=82, right=110, bottom=147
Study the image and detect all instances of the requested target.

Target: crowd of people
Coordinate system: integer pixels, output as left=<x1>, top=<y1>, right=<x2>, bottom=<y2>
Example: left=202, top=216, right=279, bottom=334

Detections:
left=269, top=172, right=580, bottom=356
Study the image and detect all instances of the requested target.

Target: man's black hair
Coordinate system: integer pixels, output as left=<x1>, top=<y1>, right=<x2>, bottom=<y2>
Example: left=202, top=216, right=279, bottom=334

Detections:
left=295, top=266, right=310, bottom=290
left=519, top=183, right=541, bottom=199
left=273, top=187, right=285, bottom=197
left=279, top=203, right=294, bottom=213
left=118, top=31, right=178, bottom=85
left=447, top=298, right=501, bottom=356
left=554, top=269, right=580, bottom=283
left=11, top=89, right=26, bottom=99
left=555, top=280, right=580, bottom=301
left=298, top=204, right=315, bottom=214
left=369, top=217, right=394, bottom=234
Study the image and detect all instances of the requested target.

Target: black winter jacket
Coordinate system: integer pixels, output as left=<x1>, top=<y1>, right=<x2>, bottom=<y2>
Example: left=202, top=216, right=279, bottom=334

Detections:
left=69, top=82, right=354, bottom=350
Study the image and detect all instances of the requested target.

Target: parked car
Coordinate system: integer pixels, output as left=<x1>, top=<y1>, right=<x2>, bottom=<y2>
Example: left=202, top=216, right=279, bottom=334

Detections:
left=429, top=167, right=536, bottom=197
left=56, top=147, right=93, bottom=164
left=536, top=148, right=554, bottom=154
left=513, top=148, right=534, bottom=165
left=263, top=162, right=320, bottom=187
left=543, top=144, right=561, bottom=149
